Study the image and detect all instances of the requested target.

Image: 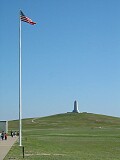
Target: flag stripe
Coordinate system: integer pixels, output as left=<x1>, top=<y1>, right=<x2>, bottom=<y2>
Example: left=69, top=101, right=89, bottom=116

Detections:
left=20, top=10, right=36, bottom=25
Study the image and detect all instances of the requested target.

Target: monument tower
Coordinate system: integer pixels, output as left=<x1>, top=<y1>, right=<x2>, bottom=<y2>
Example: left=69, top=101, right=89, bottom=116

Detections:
left=72, top=100, right=79, bottom=113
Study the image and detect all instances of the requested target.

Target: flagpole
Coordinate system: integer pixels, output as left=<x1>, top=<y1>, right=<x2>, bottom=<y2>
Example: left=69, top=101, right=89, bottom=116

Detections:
left=19, top=10, right=36, bottom=146
left=19, top=11, right=22, bottom=146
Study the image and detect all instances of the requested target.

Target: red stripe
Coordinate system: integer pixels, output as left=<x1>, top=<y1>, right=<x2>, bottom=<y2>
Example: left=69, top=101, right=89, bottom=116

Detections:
left=20, top=15, right=36, bottom=25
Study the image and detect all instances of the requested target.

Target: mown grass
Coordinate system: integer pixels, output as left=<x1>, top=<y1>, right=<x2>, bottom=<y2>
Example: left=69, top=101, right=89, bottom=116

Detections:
left=4, top=113, right=120, bottom=160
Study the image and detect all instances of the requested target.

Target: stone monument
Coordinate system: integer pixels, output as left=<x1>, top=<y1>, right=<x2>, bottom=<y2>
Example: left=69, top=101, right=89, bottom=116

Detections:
left=72, top=100, right=79, bottom=113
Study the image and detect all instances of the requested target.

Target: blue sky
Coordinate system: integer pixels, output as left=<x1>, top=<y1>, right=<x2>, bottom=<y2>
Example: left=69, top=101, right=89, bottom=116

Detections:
left=0, top=0, right=120, bottom=120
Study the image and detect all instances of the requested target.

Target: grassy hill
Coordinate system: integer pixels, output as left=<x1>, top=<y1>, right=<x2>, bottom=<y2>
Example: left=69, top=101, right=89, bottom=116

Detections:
left=5, top=113, right=120, bottom=160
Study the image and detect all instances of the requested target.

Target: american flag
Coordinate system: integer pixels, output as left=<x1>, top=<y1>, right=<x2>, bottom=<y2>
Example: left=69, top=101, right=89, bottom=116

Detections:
left=20, top=10, right=36, bottom=25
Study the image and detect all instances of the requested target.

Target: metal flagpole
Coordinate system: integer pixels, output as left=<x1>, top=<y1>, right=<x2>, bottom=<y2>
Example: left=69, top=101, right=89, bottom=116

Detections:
left=19, top=10, right=36, bottom=146
left=19, top=11, right=22, bottom=146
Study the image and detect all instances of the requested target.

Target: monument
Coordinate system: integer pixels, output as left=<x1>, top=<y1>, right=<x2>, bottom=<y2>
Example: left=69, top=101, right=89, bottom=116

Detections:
left=72, top=100, right=79, bottom=113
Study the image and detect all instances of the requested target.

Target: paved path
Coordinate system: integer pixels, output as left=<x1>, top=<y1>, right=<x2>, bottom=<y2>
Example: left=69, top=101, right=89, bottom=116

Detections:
left=0, top=136, right=18, bottom=160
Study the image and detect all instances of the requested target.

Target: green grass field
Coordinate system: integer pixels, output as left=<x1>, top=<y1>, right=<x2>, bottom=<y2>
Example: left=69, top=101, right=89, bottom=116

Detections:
left=4, top=113, right=120, bottom=160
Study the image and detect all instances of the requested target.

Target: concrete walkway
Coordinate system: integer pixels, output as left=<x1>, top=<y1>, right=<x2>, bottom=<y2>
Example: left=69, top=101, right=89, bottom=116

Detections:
left=0, top=136, right=18, bottom=160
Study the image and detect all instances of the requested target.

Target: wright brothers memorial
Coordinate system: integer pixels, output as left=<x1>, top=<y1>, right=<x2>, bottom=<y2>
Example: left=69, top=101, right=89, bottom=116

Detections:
left=72, top=100, right=80, bottom=113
